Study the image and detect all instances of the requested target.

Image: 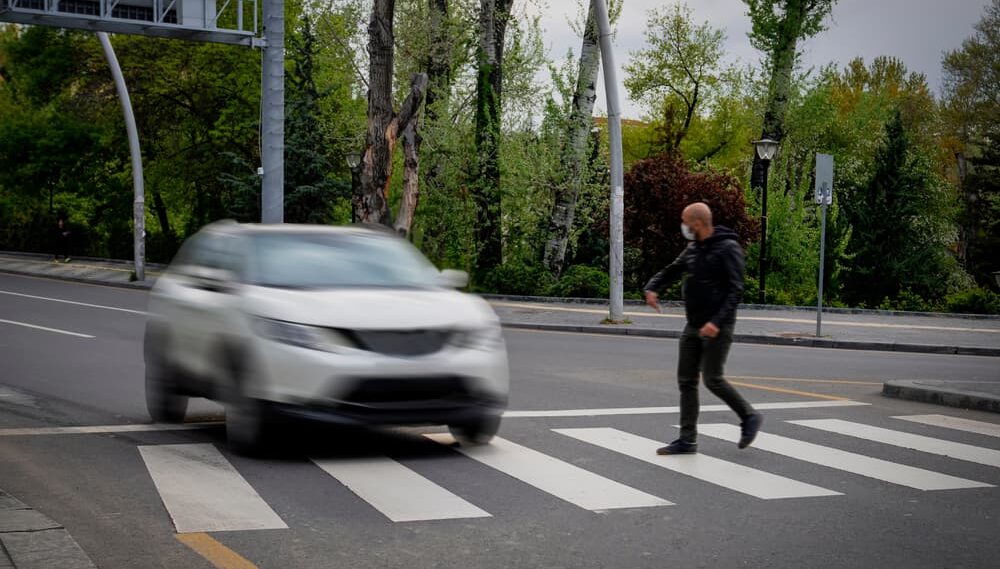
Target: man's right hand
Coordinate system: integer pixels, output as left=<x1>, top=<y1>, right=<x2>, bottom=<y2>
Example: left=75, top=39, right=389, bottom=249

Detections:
left=644, top=290, right=661, bottom=313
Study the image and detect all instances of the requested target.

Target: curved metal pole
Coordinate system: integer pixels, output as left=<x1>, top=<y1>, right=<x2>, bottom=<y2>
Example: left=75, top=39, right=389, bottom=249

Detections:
left=98, top=32, right=145, bottom=281
left=594, top=0, right=624, bottom=322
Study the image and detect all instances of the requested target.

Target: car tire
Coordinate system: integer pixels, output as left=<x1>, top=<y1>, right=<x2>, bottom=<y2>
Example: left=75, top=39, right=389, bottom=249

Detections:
left=223, top=348, right=272, bottom=456
left=448, top=414, right=501, bottom=446
left=145, top=355, right=189, bottom=423
left=226, top=395, right=272, bottom=456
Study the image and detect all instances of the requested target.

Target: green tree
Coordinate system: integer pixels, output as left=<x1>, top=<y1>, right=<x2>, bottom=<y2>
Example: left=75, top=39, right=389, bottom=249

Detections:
left=942, top=0, right=1000, bottom=287
left=624, top=2, right=727, bottom=152
left=842, top=110, right=962, bottom=306
left=284, top=14, right=349, bottom=224
left=743, top=0, right=836, bottom=191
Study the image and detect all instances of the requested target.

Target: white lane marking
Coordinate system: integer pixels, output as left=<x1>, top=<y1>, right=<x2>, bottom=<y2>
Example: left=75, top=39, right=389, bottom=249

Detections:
left=789, top=419, right=1000, bottom=469
left=698, top=424, right=992, bottom=491
left=491, top=302, right=1000, bottom=333
left=139, top=444, right=287, bottom=533
left=312, top=456, right=491, bottom=522
left=893, top=415, right=1000, bottom=439
left=0, top=402, right=867, bottom=436
left=0, top=318, right=95, bottom=338
left=424, top=434, right=672, bottom=511
left=554, top=428, right=841, bottom=500
left=503, top=400, right=868, bottom=418
left=0, top=423, right=220, bottom=437
left=0, top=290, right=147, bottom=315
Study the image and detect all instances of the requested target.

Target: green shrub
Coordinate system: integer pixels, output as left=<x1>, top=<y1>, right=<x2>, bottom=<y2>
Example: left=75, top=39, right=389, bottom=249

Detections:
left=877, top=290, right=940, bottom=313
left=547, top=265, right=610, bottom=298
left=944, top=287, right=1000, bottom=315
left=477, top=262, right=555, bottom=296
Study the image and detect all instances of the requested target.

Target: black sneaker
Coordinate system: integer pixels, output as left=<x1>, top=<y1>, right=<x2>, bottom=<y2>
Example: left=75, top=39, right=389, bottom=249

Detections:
left=739, top=413, right=763, bottom=449
left=656, top=439, right=697, bottom=455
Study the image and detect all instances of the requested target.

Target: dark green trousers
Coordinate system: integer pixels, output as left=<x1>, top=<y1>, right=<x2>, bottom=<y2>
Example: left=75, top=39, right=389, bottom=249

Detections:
left=677, top=324, right=755, bottom=443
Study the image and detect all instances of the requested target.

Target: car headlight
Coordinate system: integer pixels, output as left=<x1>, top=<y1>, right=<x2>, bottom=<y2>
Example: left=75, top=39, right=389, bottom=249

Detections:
left=251, top=317, right=357, bottom=353
left=450, top=325, right=504, bottom=351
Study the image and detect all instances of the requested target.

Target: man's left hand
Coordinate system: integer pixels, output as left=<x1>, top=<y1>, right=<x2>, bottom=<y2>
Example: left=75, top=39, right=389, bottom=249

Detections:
left=699, top=322, right=720, bottom=338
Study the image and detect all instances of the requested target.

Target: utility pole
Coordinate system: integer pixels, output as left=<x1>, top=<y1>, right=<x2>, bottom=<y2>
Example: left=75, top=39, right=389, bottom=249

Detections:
left=261, top=0, right=284, bottom=223
left=594, top=0, right=623, bottom=323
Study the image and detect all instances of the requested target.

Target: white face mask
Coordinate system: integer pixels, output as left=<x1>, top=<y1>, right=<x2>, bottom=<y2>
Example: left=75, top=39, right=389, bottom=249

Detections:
left=681, top=223, right=696, bottom=241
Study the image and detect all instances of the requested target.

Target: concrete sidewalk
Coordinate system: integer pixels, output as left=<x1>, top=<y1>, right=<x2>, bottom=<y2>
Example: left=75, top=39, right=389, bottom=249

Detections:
left=0, top=490, right=95, bottom=569
left=489, top=298, right=1000, bottom=357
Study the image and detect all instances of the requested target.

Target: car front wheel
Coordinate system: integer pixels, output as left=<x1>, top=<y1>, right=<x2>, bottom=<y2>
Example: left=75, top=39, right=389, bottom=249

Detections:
left=448, top=414, right=501, bottom=446
left=145, top=356, right=189, bottom=423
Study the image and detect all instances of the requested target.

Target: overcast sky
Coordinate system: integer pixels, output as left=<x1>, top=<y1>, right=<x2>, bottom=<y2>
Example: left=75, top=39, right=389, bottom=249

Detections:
left=529, top=0, right=991, bottom=119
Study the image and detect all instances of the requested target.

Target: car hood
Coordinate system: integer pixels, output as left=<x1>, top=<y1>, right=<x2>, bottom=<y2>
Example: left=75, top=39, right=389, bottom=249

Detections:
left=241, top=286, right=499, bottom=330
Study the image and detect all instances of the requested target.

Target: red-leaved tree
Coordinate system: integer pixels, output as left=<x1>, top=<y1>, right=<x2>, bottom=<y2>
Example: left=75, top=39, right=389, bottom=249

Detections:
left=620, top=153, right=759, bottom=287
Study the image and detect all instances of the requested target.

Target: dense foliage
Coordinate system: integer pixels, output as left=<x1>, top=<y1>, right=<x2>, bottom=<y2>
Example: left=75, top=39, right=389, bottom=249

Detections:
left=0, top=0, right=997, bottom=313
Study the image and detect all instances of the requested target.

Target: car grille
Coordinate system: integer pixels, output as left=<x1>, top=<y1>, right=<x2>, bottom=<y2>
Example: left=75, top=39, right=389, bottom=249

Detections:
left=345, top=329, right=452, bottom=357
left=341, top=376, right=471, bottom=406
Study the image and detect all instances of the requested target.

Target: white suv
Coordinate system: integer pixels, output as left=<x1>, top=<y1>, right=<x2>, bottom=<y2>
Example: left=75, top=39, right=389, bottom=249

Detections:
left=144, top=222, right=509, bottom=453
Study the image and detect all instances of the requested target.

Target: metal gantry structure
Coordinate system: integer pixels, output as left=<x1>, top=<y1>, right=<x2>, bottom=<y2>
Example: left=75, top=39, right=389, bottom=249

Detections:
left=0, top=0, right=285, bottom=281
left=0, top=0, right=261, bottom=45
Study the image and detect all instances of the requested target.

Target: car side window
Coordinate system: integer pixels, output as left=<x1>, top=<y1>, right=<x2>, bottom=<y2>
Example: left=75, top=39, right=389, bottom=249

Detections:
left=200, top=234, right=245, bottom=280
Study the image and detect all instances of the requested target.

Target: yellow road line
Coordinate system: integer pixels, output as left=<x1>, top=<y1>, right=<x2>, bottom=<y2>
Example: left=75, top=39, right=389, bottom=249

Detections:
left=176, top=533, right=257, bottom=569
left=491, top=302, right=1000, bottom=334
left=730, top=375, right=882, bottom=386
left=728, top=381, right=849, bottom=401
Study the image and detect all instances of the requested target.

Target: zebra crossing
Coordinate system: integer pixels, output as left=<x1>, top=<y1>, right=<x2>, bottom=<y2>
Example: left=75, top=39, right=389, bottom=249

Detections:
left=135, top=410, right=1000, bottom=533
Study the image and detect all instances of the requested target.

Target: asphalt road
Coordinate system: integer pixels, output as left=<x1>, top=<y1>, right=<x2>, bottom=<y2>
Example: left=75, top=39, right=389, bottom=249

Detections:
left=1, top=273, right=999, bottom=569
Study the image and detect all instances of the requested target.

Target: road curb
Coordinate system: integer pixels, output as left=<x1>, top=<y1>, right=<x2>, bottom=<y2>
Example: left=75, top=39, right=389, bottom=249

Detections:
left=501, top=322, right=1000, bottom=357
left=882, top=380, right=1000, bottom=414
left=0, top=267, right=154, bottom=290
left=481, top=294, right=1000, bottom=320
left=0, top=490, right=96, bottom=569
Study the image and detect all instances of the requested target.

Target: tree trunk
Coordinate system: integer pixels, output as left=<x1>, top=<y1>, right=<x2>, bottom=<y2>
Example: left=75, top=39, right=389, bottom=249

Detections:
left=357, top=0, right=428, bottom=227
left=395, top=120, right=422, bottom=238
left=151, top=190, right=173, bottom=247
left=542, top=0, right=601, bottom=276
left=473, top=0, right=513, bottom=271
left=357, top=0, right=396, bottom=225
left=425, top=0, right=452, bottom=123
left=749, top=1, right=808, bottom=193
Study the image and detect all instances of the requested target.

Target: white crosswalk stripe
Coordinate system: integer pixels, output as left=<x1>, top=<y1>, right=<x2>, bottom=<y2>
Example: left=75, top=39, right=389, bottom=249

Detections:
left=312, top=456, right=491, bottom=522
left=893, top=415, right=1000, bottom=439
left=139, top=444, right=287, bottom=533
left=789, top=419, right=1000, bottom=469
left=697, top=424, right=992, bottom=491
left=136, top=412, right=1000, bottom=531
left=554, top=427, right=842, bottom=500
left=424, top=433, right=673, bottom=511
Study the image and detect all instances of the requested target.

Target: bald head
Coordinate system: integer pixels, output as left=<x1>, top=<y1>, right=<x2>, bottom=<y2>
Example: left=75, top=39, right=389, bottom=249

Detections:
left=681, top=202, right=714, bottom=242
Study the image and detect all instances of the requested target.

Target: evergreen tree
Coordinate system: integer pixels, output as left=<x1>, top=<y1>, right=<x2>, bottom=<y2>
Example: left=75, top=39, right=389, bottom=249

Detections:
left=284, top=14, right=349, bottom=225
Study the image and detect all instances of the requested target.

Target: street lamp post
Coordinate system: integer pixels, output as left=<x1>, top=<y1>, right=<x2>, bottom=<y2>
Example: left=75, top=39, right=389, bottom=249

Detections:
left=346, top=151, right=362, bottom=223
left=753, top=138, right=779, bottom=305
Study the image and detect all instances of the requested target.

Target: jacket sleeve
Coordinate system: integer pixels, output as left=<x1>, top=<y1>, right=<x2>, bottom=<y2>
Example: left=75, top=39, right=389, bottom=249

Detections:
left=643, top=247, right=689, bottom=293
left=710, top=242, right=745, bottom=326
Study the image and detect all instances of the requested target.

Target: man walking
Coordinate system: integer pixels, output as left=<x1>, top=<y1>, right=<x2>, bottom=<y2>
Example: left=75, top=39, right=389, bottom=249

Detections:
left=643, top=202, right=762, bottom=455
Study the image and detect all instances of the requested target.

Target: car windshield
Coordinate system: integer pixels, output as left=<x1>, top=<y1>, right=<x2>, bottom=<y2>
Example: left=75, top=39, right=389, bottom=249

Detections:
left=250, top=232, right=442, bottom=289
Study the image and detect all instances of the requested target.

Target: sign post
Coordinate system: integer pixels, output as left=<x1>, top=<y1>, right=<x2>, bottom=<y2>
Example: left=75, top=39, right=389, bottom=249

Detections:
left=815, top=153, right=834, bottom=337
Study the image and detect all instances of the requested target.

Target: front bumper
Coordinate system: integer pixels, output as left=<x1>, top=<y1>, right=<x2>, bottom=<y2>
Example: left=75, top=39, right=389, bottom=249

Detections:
left=246, top=336, right=510, bottom=426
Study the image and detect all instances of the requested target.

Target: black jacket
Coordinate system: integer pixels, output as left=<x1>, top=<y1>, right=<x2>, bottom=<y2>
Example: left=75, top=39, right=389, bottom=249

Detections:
left=643, top=225, right=745, bottom=328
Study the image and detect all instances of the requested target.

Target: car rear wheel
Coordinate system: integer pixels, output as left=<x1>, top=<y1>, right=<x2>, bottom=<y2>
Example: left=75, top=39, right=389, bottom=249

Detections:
left=145, top=356, right=189, bottom=423
left=448, top=415, right=501, bottom=446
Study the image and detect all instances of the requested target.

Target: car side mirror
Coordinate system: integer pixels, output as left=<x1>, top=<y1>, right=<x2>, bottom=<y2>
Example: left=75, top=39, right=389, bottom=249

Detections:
left=440, top=269, right=469, bottom=289
left=181, top=265, right=237, bottom=293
